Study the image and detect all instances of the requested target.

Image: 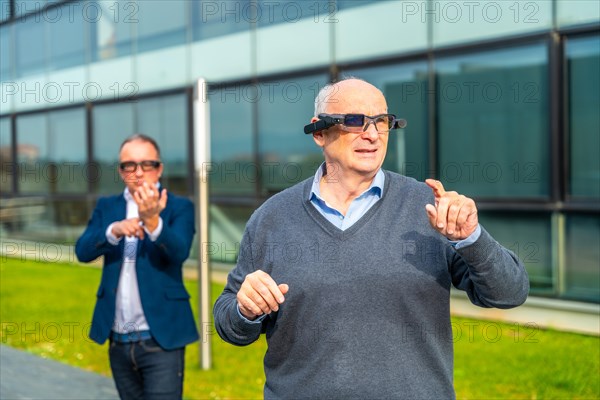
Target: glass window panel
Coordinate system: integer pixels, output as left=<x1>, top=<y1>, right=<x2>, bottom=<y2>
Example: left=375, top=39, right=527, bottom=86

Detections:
left=557, top=0, right=600, bottom=27
left=564, top=215, right=600, bottom=303
left=432, top=1, right=552, bottom=48
left=0, top=0, right=10, bottom=20
left=335, top=2, right=427, bottom=63
left=192, top=0, right=250, bottom=41
left=89, top=0, right=133, bottom=61
left=0, top=117, right=12, bottom=194
left=16, top=109, right=87, bottom=194
left=0, top=25, right=11, bottom=81
left=478, top=212, right=553, bottom=293
left=256, top=6, right=330, bottom=75
left=205, top=204, right=254, bottom=264
left=136, top=0, right=187, bottom=53
left=257, top=74, right=328, bottom=196
left=15, top=17, right=47, bottom=78
left=48, top=108, right=87, bottom=193
left=567, top=35, right=600, bottom=199
left=14, top=0, right=48, bottom=16
left=256, top=0, right=325, bottom=26
left=92, top=102, right=135, bottom=194
left=48, top=2, right=86, bottom=70
left=1, top=197, right=94, bottom=243
left=137, top=94, right=189, bottom=196
left=437, top=44, right=549, bottom=198
left=209, top=84, right=255, bottom=197
left=16, top=113, right=49, bottom=194
left=342, top=62, right=430, bottom=181
left=336, top=0, right=377, bottom=10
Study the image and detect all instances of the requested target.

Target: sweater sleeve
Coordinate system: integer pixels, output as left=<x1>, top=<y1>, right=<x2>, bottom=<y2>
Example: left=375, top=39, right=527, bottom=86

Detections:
left=213, top=223, right=264, bottom=345
left=449, top=226, right=530, bottom=309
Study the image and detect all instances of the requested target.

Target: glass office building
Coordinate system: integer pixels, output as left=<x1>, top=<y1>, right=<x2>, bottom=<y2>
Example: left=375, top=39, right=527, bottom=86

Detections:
left=0, top=0, right=598, bottom=303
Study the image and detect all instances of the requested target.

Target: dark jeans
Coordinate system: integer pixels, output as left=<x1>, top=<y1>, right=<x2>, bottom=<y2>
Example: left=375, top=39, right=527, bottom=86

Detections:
left=108, top=338, right=185, bottom=400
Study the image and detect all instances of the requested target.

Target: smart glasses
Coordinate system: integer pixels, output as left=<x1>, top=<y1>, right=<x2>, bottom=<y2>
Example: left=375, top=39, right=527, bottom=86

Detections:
left=304, top=113, right=407, bottom=134
left=119, top=160, right=162, bottom=172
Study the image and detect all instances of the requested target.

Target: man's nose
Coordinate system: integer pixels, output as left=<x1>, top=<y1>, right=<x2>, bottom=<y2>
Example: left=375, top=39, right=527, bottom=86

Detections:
left=135, top=165, right=145, bottom=176
left=360, top=123, right=380, bottom=141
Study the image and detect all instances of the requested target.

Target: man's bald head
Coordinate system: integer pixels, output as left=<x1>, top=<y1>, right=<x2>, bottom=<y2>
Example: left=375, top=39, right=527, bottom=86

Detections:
left=314, top=78, right=387, bottom=117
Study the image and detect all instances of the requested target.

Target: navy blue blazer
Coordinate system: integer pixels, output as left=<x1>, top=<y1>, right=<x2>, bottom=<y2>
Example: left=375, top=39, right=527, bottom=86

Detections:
left=75, top=192, right=199, bottom=350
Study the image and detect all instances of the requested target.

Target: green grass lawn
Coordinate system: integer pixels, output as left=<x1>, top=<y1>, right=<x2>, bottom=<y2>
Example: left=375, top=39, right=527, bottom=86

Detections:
left=1, top=257, right=599, bottom=399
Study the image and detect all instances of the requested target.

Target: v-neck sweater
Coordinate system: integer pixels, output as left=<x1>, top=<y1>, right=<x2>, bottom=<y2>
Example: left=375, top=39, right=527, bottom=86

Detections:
left=214, top=170, right=529, bottom=400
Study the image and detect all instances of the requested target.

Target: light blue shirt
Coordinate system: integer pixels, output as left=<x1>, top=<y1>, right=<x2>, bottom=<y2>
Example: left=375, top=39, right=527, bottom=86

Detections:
left=309, top=163, right=384, bottom=231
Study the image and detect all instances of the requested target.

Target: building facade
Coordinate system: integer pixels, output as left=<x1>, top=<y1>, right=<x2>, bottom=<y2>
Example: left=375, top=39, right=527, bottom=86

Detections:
left=0, top=0, right=599, bottom=304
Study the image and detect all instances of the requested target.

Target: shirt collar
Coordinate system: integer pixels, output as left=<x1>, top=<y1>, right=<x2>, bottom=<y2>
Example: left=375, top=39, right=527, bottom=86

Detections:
left=309, top=162, right=384, bottom=201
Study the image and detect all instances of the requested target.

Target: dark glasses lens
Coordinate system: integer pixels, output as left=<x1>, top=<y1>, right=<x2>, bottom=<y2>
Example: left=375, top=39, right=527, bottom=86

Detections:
left=119, top=160, right=161, bottom=172
left=343, top=114, right=365, bottom=127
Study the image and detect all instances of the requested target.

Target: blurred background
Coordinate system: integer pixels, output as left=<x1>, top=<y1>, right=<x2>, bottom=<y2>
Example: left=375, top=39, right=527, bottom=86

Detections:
left=0, top=0, right=598, bottom=309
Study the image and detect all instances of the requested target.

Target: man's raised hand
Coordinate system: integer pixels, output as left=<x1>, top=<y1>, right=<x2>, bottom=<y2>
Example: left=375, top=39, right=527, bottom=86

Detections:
left=424, top=179, right=478, bottom=241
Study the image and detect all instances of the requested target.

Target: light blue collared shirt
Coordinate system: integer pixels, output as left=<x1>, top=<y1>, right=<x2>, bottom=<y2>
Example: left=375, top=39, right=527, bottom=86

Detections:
left=309, top=163, right=384, bottom=231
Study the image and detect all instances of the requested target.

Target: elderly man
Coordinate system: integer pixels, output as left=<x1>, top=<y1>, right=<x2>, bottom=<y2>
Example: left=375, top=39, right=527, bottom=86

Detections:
left=213, top=78, right=529, bottom=399
left=76, top=134, right=198, bottom=399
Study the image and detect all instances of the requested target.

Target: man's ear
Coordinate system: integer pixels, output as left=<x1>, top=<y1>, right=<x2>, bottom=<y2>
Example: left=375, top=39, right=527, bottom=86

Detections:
left=311, top=117, right=326, bottom=147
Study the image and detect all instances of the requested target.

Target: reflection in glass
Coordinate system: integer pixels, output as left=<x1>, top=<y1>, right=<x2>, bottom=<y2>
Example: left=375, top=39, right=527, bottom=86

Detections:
left=567, top=35, right=600, bottom=199
left=0, top=0, right=10, bottom=20
left=342, top=63, right=429, bottom=181
left=209, top=85, right=255, bottom=196
left=478, top=212, right=553, bottom=292
left=16, top=109, right=87, bottom=194
left=256, top=0, right=326, bottom=26
left=49, top=2, right=85, bottom=70
left=336, top=0, right=379, bottom=10
left=16, top=113, right=48, bottom=194
left=0, top=117, right=12, bottom=194
left=136, top=1, right=187, bottom=53
left=89, top=0, right=133, bottom=61
left=258, top=75, right=328, bottom=195
left=48, top=109, right=87, bottom=193
left=565, top=215, right=600, bottom=303
left=0, top=25, right=11, bottom=81
left=93, top=102, right=135, bottom=194
left=437, top=44, right=549, bottom=198
left=204, top=204, right=254, bottom=264
left=192, top=1, right=249, bottom=41
left=14, top=0, right=49, bottom=16
left=0, top=197, right=94, bottom=243
left=137, top=94, right=189, bottom=195
left=15, top=17, right=46, bottom=78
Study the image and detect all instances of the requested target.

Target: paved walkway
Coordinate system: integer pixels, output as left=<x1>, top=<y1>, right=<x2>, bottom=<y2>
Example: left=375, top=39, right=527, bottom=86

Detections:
left=0, top=345, right=118, bottom=400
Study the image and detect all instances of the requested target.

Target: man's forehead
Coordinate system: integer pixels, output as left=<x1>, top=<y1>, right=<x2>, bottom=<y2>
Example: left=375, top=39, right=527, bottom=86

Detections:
left=120, top=140, right=158, bottom=157
left=324, top=84, right=387, bottom=114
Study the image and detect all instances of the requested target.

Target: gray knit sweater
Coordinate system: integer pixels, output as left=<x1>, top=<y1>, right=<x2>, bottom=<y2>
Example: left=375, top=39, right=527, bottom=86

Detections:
left=213, top=171, right=529, bottom=400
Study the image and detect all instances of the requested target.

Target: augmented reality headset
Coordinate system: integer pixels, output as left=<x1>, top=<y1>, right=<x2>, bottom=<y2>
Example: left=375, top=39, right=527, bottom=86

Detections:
left=304, top=113, right=407, bottom=135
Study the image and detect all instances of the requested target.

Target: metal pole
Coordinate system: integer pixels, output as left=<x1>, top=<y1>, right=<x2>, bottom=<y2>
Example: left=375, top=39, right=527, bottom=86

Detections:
left=193, top=78, right=212, bottom=370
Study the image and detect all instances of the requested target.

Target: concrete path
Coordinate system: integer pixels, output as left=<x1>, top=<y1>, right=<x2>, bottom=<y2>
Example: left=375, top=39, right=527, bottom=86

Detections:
left=0, top=345, right=118, bottom=400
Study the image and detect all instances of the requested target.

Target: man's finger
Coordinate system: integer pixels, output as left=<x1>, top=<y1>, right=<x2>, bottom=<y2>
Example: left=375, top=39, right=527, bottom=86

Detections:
left=258, top=274, right=286, bottom=304
left=425, top=179, right=446, bottom=198
left=278, top=284, right=289, bottom=295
